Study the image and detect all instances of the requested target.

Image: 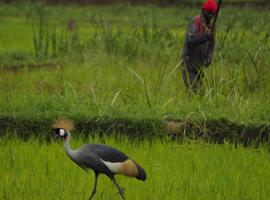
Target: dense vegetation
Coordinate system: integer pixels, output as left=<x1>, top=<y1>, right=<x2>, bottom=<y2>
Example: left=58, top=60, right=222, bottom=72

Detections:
left=1, top=3, right=269, bottom=126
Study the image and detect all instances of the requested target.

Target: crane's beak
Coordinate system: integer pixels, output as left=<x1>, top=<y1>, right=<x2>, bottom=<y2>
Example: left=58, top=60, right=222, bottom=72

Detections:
left=53, top=129, right=60, bottom=139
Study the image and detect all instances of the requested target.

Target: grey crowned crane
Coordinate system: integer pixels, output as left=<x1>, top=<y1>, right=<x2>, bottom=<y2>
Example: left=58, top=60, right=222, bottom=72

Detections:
left=52, top=118, right=146, bottom=200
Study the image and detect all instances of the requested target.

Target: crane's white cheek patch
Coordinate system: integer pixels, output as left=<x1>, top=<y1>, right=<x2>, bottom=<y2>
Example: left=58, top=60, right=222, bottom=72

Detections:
left=59, top=129, right=65, bottom=136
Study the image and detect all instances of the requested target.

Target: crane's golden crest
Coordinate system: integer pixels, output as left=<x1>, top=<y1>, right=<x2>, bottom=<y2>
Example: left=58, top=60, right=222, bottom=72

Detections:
left=51, top=118, right=75, bottom=131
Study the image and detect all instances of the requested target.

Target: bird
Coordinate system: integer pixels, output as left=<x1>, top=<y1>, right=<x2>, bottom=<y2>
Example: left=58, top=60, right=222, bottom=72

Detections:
left=52, top=118, right=146, bottom=200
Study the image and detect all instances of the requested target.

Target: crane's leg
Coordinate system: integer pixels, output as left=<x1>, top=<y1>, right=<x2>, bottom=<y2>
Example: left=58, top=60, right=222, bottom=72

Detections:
left=89, top=172, right=99, bottom=200
left=111, top=176, right=125, bottom=200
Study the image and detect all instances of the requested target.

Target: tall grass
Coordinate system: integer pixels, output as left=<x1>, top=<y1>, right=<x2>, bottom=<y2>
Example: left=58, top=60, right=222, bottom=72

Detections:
left=0, top=4, right=270, bottom=123
left=0, top=134, right=270, bottom=200
left=31, top=3, right=84, bottom=60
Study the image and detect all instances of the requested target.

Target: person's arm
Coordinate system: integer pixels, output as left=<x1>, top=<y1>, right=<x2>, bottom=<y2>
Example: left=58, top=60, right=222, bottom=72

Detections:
left=187, top=18, right=210, bottom=45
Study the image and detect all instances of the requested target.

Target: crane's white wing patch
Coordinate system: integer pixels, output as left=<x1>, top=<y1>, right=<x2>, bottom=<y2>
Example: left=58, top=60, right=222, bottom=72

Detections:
left=100, top=159, right=122, bottom=173
left=100, top=159, right=138, bottom=177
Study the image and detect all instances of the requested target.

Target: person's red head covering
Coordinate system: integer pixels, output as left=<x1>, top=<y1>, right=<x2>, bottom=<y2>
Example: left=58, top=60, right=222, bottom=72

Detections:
left=202, top=0, right=218, bottom=13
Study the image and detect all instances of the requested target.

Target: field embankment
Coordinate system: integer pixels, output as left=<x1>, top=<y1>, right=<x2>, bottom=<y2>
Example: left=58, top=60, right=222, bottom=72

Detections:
left=1, top=116, right=270, bottom=145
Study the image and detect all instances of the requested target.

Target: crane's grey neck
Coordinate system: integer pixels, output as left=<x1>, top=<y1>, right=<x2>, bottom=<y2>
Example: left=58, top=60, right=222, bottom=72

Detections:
left=64, top=131, right=75, bottom=159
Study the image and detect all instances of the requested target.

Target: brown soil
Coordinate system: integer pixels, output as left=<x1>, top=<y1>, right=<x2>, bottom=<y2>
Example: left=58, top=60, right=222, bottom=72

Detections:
left=1, top=63, right=62, bottom=73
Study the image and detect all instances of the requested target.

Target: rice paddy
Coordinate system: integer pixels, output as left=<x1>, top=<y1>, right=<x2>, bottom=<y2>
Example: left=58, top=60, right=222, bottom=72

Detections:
left=1, top=135, right=270, bottom=200
left=1, top=2, right=270, bottom=200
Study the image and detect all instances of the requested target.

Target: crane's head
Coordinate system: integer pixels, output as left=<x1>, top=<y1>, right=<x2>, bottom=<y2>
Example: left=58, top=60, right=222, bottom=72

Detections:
left=54, top=128, right=68, bottom=138
left=51, top=118, right=74, bottom=140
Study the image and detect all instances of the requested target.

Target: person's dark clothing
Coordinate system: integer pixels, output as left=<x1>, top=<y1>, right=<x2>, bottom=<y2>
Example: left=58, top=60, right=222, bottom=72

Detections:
left=182, top=15, right=215, bottom=93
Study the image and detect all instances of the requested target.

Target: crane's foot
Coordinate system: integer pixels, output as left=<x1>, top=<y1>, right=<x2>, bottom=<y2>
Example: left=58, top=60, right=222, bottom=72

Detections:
left=89, top=189, right=96, bottom=200
left=89, top=172, right=99, bottom=200
left=119, top=188, right=125, bottom=200
left=111, top=177, right=125, bottom=200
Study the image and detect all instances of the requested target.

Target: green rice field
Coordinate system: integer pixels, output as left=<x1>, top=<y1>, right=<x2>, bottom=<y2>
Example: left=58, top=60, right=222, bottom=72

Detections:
left=1, top=135, right=270, bottom=200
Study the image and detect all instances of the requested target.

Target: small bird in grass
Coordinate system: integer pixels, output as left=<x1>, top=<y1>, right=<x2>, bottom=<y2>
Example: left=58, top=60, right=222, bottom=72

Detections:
left=52, top=118, right=146, bottom=200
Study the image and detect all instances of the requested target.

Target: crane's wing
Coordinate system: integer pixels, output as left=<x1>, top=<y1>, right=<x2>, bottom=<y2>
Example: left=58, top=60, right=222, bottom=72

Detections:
left=71, top=149, right=109, bottom=174
left=79, top=144, right=129, bottom=163
left=72, top=144, right=128, bottom=174
left=74, top=144, right=146, bottom=180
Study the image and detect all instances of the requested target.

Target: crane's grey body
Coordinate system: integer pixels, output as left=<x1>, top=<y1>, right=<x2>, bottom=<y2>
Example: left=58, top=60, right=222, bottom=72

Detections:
left=58, top=130, right=146, bottom=200
left=68, top=143, right=129, bottom=176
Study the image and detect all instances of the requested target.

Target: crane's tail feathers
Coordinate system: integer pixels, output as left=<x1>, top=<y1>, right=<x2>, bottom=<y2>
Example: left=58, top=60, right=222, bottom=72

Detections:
left=134, top=161, right=147, bottom=181
left=51, top=117, right=75, bottom=131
